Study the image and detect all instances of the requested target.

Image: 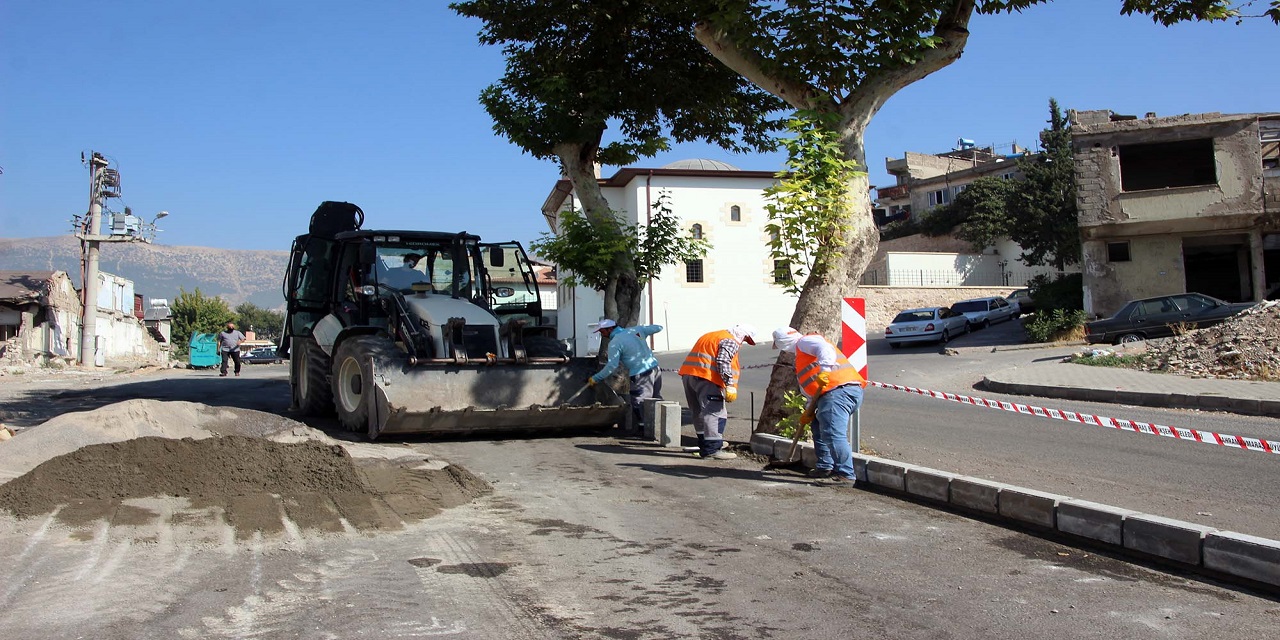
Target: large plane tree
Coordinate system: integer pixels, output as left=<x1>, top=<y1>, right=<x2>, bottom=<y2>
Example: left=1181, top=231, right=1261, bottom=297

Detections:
left=692, top=0, right=1278, bottom=433
left=451, top=1, right=784, bottom=326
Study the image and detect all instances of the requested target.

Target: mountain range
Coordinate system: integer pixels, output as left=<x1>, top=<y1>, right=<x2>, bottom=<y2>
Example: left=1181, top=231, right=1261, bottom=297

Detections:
left=0, top=236, right=289, bottom=309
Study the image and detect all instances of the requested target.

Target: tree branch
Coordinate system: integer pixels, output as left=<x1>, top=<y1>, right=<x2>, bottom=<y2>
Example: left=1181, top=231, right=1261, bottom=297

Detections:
left=837, top=0, right=978, bottom=135
left=693, top=21, right=832, bottom=112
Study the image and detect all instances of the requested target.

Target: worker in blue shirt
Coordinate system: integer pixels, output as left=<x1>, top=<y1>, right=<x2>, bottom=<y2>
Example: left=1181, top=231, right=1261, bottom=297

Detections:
left=588, top=319, right=664, bottom=431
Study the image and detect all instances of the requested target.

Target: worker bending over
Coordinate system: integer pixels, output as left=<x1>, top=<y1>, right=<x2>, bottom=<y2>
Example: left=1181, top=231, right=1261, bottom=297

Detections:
left=679, top=324, right=759, bottom=460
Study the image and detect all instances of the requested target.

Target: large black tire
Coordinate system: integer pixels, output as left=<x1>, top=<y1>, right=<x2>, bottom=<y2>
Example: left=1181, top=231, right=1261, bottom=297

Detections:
left=524, top=335, right=571, bottom=358
left=331, top=335, right=404, bottom=435
left=294, top=336, right=333, bottom=416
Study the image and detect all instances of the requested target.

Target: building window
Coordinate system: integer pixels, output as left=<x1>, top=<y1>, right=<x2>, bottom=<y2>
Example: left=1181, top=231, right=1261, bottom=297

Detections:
left=1107, top=241, right=1131, bottom=263
left=730, top=205, right=741, bottom=222
left=952, top=184, right=967, bottom=197
left=685, top=259, right=704, bottom=283
left=772, top=260, right=791, bottom=285
left=1262, top=125, right=1280, bottom=173
left=690, top=224, right=703, bottom=240
left=928, top=189, right=950, bottom=207
left=1001, top=172, right=1016, bottom=180
left=1118, top=138, right=1216, bottom=192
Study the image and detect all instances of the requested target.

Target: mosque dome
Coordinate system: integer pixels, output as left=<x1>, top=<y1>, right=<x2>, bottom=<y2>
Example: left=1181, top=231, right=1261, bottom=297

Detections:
left=660, top=158, right=742, bottom=171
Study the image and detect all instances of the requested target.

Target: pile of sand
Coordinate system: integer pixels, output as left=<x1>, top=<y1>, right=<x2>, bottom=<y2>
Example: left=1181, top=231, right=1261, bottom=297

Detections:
left=0, top=400, right=492, bottom=538
left=1136, top=301, right=1280, bottom=380
left=0, top=399, right=337, bottom=483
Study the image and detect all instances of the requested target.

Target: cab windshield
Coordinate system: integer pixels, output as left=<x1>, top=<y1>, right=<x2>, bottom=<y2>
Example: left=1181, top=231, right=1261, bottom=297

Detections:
left=371, top=236, right=481, bottom=299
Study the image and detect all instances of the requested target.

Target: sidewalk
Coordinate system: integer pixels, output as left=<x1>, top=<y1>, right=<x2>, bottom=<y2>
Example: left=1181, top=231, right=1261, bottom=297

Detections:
left=982, top=358, right=1280, bottom=419
left=943, top=316, right=1280, bottom=419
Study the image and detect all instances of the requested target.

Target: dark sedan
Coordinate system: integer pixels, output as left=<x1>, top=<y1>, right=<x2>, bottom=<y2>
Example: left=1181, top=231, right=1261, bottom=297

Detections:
left=241, top=347, right=283, bottom=364
left=1084, top=292, right=1254, bottom=345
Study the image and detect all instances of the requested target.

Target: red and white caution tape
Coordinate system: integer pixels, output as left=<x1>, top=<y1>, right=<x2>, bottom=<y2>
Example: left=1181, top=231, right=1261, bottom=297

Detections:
left=868, top=380, right=1280, bottom=456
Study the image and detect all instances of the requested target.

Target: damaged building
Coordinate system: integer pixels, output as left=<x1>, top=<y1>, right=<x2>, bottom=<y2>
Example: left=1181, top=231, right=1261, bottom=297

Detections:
left=1071, top=110, right=1280, bottom=316
left=0, top=271, right=81, bottom=365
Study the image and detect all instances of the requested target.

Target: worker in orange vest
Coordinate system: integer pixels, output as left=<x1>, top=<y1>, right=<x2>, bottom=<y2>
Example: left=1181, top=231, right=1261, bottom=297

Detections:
left=772, top=327, right=867, bottom=486
left=678, top=324, right=760, bottom=460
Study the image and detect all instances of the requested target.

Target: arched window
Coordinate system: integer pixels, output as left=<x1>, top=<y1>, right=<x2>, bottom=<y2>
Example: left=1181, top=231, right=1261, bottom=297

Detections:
left=730, top=205, right=741, bottom=222
left=690, top=224, right=703, bottom=239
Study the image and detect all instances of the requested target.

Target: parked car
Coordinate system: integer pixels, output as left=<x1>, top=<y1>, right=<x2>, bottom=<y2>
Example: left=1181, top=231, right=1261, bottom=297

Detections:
left=241, top=346, right=283, bottom=364
left=1084, top=292, right=1254, bottom=345
left=885, top=306, right=970, bottom=348
left=1006, top=288, right=1035, bottom=316
left=950, top=297, right=1018, bottom=329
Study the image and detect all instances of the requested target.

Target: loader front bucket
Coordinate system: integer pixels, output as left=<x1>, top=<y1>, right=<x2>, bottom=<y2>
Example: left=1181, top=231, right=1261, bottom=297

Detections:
left=365, top=357, right=629, bottom=438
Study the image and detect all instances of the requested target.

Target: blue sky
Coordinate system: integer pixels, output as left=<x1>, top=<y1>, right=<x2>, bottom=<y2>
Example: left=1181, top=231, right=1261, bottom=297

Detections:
left=2, top=1, right=1277, bottom=252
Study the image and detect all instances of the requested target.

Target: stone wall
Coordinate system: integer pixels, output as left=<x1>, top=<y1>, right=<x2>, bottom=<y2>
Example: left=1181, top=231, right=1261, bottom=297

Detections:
left=859, top=285, right=1019, bottom=330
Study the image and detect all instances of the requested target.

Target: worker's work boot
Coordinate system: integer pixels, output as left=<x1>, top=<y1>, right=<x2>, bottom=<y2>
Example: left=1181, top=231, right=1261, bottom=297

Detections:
left=704, top=450, right=737, bottom=460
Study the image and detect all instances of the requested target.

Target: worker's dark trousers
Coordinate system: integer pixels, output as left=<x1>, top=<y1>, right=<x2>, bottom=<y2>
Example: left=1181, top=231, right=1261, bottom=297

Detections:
left=220, top=350, right=242, bottom=375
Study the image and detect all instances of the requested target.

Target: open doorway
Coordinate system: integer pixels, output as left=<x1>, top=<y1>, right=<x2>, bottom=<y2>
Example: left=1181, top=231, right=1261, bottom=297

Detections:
left=1183, top=235, right=1251, bottom=302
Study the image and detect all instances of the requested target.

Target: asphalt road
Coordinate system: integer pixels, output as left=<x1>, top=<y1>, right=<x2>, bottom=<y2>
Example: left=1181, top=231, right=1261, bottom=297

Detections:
left=655, top=328, right=1280, bottom=541
left=2, top=341, right=1279, bottom=637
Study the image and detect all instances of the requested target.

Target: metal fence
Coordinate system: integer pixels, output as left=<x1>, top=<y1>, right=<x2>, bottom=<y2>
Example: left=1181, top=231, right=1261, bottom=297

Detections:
left=859, top=269, right=1052, bottom=288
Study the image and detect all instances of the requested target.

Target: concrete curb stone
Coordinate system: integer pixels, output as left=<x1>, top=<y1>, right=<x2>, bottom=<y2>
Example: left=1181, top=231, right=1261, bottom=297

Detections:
left=1203, top=531, right=1280, bottom=588
left=998, top=487, right=1067, bottom=530
left=752, top=446, right=1280, bottom=593
left=904, top=468, right=956, bottom=503
left=1123, top=514, right=1217, bottom=565
left=949, top=476, right=1015, bottom=514
left=1057, top=499, right=1140, bottom=546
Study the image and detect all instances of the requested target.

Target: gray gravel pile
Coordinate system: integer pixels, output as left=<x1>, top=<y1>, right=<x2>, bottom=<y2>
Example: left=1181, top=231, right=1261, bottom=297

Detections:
left=1137, top=301, right=1280, bottom=380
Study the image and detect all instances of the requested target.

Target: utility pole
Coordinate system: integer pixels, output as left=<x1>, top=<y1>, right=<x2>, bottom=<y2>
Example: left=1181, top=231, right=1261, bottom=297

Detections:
left=78, top=153, right=109, bottom=366
left=71, top=152, right=169, bottom=367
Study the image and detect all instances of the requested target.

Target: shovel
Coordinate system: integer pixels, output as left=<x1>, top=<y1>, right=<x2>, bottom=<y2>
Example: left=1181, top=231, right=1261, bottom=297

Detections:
left=762, top=391, right=820, bottom=472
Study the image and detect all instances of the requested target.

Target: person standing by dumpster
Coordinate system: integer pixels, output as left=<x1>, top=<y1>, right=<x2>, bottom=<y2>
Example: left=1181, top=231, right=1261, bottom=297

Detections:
left=771, top=327, right=866, bottom=486
left=679, top=324, right=760, bottom=460
left=587, top=319, right=664, bottom=433
left=217, top=321, right=247, bottom=377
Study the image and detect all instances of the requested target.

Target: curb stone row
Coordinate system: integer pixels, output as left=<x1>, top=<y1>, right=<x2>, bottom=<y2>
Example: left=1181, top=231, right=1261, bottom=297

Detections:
left=747, top=431, right=1280, bottom=593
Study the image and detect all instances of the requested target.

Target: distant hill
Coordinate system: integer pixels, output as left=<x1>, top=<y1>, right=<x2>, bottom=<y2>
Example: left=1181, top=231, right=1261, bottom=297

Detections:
left=0, top=236, right=289, bottom=309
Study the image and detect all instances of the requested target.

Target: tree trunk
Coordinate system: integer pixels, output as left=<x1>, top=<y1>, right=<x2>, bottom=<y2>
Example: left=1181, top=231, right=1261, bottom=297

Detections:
left=755, top=126, right=877, bottom=434
left=555, top=142, right=644, bottom=327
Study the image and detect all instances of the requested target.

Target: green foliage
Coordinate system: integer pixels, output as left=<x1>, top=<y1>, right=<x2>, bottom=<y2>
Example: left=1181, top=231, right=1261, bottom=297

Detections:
left=878, top=217, right=921, bottom=241
left=1024, top=309, right=1089, bottom=343
left=773, top=389, right=810, bottom=440
left=451, top=0, right=783, bottom=167
left=531, top=191, right=708, bottom=291
left=234, top=302, right=284, bottom=343
left=763, top=111, right=863, bottom=294
left=1006, top=98, right=1080, bottom=270
left=171, top=287, right=234, bottom=357
left=1028, top=272, right=1084, bottom=312
left=920, top=177, right=1017, bottom=250
left=1065, top=352, right=1148, bottom=368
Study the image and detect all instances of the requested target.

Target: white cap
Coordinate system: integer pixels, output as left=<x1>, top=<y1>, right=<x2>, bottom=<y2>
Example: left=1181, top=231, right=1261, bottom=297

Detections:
left=772, top=327, right=800, bottom=353
left=595, top=319, right=617, bottom=332
left=729, top=323, right=760, bottom=344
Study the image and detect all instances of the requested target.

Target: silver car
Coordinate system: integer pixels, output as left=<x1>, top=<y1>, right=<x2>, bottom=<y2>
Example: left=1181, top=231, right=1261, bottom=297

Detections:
left=885, top=306, right=970, bottom=348
left=951, top=296, right=1018, bottom=329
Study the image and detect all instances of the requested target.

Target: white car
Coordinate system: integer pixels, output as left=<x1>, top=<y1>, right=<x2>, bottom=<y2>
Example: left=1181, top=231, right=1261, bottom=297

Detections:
left=950, top=296, right=1018, bottom=329
left=885, top=306, right=970, bottom=348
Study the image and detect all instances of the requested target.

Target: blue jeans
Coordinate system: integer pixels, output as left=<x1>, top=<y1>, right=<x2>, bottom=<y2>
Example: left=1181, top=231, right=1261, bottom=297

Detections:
left=813, top=385, right=862, bottom=477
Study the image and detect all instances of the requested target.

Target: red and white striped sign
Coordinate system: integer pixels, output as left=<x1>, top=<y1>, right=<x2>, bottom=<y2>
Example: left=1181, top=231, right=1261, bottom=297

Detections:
left=868, top=380, right=1280, bottom=455
left=841, top=297, right=868, bottom=381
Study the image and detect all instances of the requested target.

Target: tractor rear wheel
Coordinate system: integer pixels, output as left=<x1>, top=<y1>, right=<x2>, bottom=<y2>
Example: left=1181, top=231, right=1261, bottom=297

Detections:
left=294, top=336, right=333, bottom=416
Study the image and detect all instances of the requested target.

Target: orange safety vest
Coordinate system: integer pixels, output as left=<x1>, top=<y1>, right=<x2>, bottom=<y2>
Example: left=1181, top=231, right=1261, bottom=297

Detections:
left=678, top=330, right=739, bottom=387
left=794, top=334, right=866, bottom=397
